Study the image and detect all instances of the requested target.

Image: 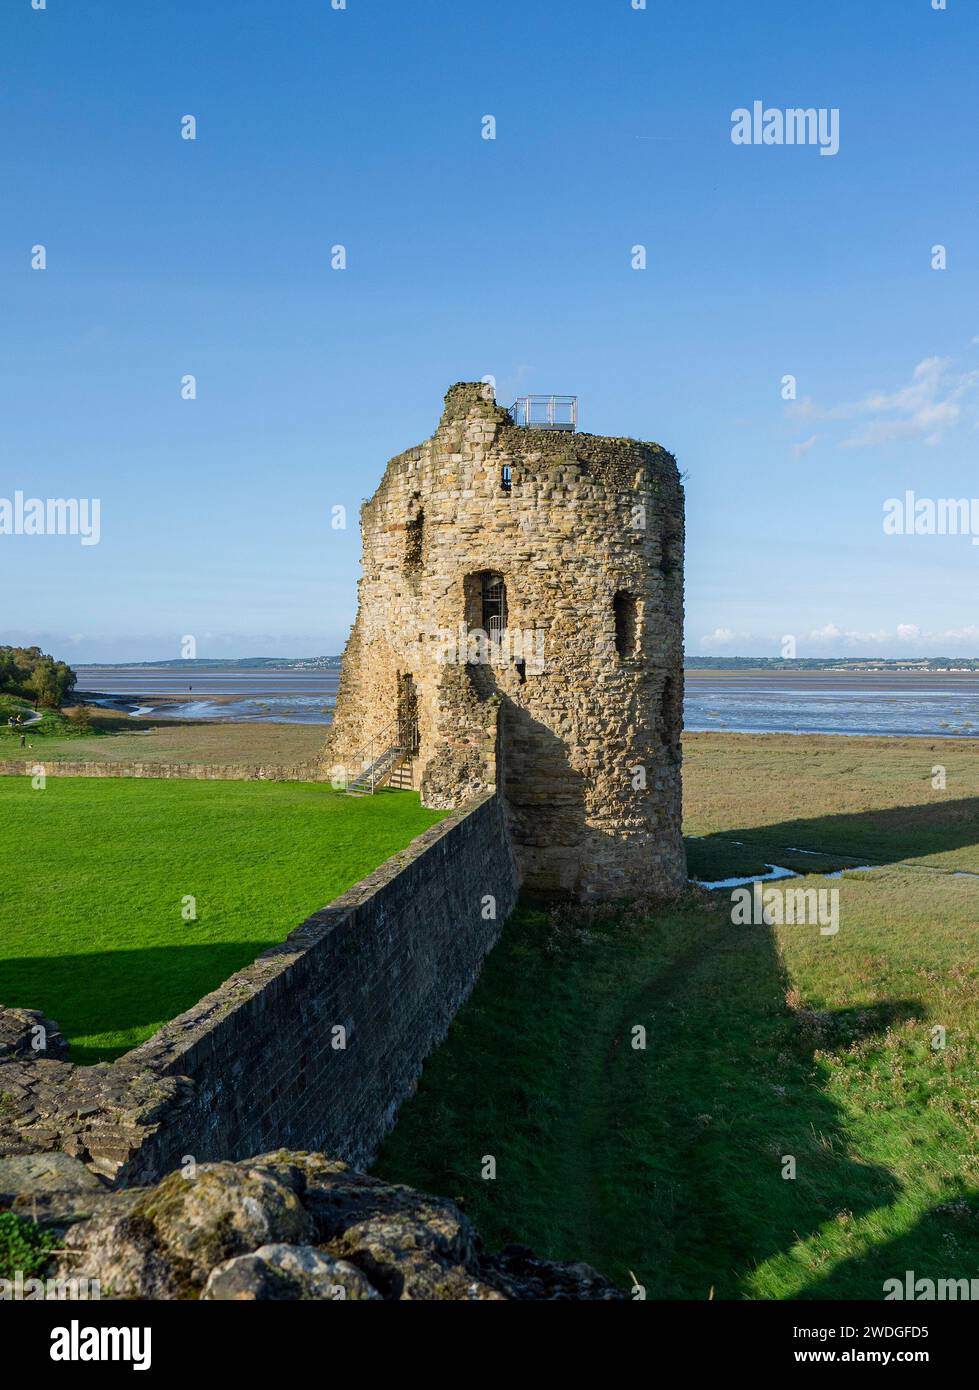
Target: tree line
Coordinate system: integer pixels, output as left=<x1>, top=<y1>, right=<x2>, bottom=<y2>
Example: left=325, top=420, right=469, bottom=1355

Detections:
left=0, top=646, right=77, bottom=708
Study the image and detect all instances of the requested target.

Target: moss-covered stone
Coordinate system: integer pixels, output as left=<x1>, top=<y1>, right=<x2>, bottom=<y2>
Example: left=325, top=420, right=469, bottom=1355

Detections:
left=32, top=1150, right=625, bottom=1300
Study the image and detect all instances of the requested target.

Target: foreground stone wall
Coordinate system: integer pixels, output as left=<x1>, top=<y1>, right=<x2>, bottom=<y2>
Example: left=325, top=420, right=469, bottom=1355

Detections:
left=0, top=791, right=517, bottom=1183
left=325, top=381, right=686, bottom=901
left=0, top=760, right=323, bottom=781
left=0, top=1148, right=623, bottom=1300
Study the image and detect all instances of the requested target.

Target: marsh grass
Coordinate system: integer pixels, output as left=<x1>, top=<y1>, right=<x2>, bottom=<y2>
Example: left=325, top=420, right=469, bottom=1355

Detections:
left=0, top=705, right=327, bottom=767
left=375, top=734, right=979, bottom=1299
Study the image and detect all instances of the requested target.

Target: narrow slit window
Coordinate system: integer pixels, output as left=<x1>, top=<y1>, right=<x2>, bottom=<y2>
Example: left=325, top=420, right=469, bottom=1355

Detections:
left=404, top=507, right=424, bottom=573
left=613, top=591, right=638, bottom=660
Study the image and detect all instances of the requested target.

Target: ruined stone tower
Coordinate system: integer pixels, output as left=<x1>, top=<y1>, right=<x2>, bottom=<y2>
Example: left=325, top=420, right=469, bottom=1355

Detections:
left=324, top=382, right=686, bottom=901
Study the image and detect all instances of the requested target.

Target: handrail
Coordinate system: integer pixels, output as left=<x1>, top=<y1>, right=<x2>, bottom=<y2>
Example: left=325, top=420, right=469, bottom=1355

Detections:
left=345, top=717, right=419, bottom=792
left=509, top=395, right=577, bottom=431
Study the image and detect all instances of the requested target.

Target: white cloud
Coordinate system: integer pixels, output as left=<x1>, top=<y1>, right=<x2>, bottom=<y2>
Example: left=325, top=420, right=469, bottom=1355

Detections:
left=789, top=356, right=979, bottom=448
left=792, top=434, right=819, bottom=459
left=807, top=623, right=891, bottom=646
left=688, top=622, right=979, bottom=656
left=846, top=630, right=889, bottom=644
left=802, top=623, right=979, bottom=651
left=700, top=627, right=756, bottom=648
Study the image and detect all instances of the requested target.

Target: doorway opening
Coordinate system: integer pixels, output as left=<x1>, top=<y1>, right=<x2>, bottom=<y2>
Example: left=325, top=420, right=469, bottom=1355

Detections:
left=397, top=672, right=420, bottom=753
left=480, top=572, right=507, bottom=645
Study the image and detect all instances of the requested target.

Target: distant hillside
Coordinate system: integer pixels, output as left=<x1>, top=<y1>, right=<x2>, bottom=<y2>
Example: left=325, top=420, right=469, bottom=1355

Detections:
left=685, top=657, right=979, bottom=672
left=79, top=655, right=979, bottom=673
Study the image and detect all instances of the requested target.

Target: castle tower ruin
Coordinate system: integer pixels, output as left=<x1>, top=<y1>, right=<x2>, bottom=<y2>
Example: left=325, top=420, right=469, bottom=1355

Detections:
left=323, top=382, right=686, bottom=901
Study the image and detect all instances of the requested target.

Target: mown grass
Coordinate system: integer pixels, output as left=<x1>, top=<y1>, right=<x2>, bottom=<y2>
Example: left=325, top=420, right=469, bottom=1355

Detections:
left=0, top=777, right=446, bottom=1062
left=374, top=733, right=979, bottom=1299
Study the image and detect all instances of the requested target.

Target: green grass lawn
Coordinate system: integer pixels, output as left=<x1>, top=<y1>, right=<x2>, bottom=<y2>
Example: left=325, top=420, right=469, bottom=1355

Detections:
left=0, top=777, right=445, bottom=1063
left=374, top=733, right=979, bottom=1299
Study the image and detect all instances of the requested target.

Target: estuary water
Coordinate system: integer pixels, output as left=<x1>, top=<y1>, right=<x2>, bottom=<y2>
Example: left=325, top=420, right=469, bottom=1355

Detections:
left=684, top=672, right=979, bottom=738
left=75, top=667, right=979, bottom=737
left=76, top=667, right=341, bottom=725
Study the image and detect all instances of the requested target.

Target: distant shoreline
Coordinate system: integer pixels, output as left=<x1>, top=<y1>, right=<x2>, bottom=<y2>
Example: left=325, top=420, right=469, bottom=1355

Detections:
left=685, top=669, right=979, bottom=688
left=67, top=663, right=979, bottom=740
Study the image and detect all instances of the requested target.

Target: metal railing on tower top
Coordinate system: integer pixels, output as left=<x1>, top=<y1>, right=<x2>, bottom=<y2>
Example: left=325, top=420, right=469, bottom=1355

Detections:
left=509, top=395, right=578, bottom=432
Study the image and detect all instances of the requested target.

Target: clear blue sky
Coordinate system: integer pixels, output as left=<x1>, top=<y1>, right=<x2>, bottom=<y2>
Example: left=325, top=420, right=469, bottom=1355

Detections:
left=3, top=0, right=978, bottom=662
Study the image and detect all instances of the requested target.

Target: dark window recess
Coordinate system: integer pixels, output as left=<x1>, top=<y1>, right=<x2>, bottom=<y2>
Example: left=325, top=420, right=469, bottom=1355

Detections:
left=501, top=464, right=512, bottom=492
left=397, top=672, right=420, bottom=752
left=659, top=541, right=679, bottom=579
left=613, top=591, right=639, bottom=660
left=404, top=507, right=424, bottom=573
left=660, top=676, right=678, bottom=752
left=515, top=659, right=526, bottom=684
left=481, top=573, right=507, bottom=642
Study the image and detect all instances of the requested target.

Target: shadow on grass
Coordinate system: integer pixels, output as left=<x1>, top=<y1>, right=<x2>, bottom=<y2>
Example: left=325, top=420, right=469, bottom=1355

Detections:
left=600, top=916, right=916, bottom=1298
left=794, top=1192, right=979, bottom=1300
left=686, top=795, right=979, bottom=880
left=375, top=786, right=979, bottom=1292
left=1, top=942, right=275, bottom=1064
left=373, top=899, right=932, bottom=1297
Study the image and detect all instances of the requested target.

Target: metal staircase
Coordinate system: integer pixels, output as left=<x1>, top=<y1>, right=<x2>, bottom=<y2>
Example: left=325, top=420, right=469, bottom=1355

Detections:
left=344, top=718, right=418, bottom=795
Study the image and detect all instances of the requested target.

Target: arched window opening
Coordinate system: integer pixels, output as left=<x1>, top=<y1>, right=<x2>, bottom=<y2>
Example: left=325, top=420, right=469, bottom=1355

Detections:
left=613, top=591, right=639, bottom=661
left=463, top=571, right=509, bottom=661
left=482, top=572, right=507, bottom=644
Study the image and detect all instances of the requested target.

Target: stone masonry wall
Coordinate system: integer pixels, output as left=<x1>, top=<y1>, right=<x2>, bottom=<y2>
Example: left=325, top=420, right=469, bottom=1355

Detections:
left=0, top=790, right=518, bottom=1183
left=0, top=760, right=324, bottom=781
left=325, top=381, right=686, bottom=901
